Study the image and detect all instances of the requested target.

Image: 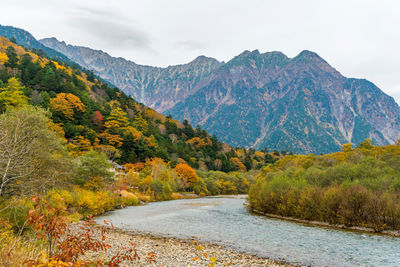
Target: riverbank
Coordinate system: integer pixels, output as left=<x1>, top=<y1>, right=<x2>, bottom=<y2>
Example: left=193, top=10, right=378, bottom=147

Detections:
left=70, top=222, right=294, bottom=267
left=250, top=208, right=400, bottom=238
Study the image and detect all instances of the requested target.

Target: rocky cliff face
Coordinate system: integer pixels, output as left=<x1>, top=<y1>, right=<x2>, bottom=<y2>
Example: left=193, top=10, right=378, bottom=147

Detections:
left=40, top=38, right=400, bottom=154
left=40, top=37, right=222, bottom=111
left=168, top=50, right=400, bottom=153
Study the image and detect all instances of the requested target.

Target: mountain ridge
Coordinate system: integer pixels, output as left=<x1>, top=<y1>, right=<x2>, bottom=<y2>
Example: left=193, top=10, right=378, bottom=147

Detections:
left=35, top=34, right=400, bottom=154
left=0, top=25, right=77, bottom=65
left=40, top=37, right=222, bottom=110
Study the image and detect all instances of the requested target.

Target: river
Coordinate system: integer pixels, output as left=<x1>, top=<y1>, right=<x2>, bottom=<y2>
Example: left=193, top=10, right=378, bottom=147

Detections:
left=95, top=196, right=400, bottom=266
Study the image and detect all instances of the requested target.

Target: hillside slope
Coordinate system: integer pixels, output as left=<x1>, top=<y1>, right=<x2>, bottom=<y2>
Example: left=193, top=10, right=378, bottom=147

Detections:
left=39, top=36, right=400, bottom=154
left=40, top=37, right=222, bottom=111
left=0, top=36, right=268, bottom=171
left=168, top=50, right=400, bottom=154
left=0, top=25, right=76, bottom=65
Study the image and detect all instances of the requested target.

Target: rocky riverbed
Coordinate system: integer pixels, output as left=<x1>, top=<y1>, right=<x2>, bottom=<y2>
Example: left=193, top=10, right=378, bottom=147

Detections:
left=70, top=223, right=293, bottom=267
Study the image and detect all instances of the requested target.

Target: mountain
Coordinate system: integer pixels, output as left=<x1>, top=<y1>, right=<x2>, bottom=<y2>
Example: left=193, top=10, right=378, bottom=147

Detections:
left=39, top=38, right=400, bottom=154
left=0, top=35, right=268, bottom=171
left=168, top=50, right=400, bottom=153
left=0, top=25, right=75, bottom=65
left=40, top=37, right=222, bottom=111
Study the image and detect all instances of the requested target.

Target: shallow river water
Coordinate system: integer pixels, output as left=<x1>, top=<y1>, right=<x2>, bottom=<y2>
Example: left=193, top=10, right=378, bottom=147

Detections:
left=96, top=196, right=400, bottom=266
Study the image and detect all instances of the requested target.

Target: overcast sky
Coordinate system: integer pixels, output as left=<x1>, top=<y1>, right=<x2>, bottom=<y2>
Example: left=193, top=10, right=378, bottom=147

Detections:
left=2, top=0, right=400, bottom=103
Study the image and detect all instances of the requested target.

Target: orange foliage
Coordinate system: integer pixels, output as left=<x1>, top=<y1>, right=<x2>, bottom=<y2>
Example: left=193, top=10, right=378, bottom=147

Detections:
left=123, top=163, right=135, bottom=172
left=124, top=126, right=142, bottom=141
left=230, top=157, right=247, bottom=172
left=186, top=137, right=211, bottom=148
left=25, top=197, right=144, bottom=266
left=133, top=162, right=146, bottom=172
left=174, top=163, right=199, bottom=190
left=50, top=93, right=86, bottom=120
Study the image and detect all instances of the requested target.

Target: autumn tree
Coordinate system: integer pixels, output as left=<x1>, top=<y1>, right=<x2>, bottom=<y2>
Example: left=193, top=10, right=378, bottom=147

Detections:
left=4, top=46, right=18, bottom=68
left=0, top=52, right=8, bottom=65
left=359, top=138, right=374, bottom=150
left=0, top=106, right=72, bottom=197
left=186, top=137, right=211, bottom=148
left=0, top=77, right=28, bottom=112
left=101, top=107, right=130, bottom=147
left=104, top=107, right=130, bottom=133
left=74, top=150, right=112, bottom=186
left=92, top=110, right=104, bottom=128
left=174, top=163, right=199, bottom=191
left=230, top=157, right=247, bottom=172
left=49, top=93, right=86, bottom=120
left=67, top=136, right=93, bottom=157
left=341, top=143, right=352, bottom=152
left=132, top=112, right=149, bottom=132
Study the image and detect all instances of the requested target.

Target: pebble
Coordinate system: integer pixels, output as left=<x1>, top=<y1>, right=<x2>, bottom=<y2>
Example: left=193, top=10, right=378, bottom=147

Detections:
left=68, top=223, right=295, bottom=267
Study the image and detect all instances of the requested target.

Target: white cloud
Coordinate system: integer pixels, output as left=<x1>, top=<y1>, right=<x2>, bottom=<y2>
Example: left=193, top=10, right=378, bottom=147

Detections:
left=1, top=0, right=400, bottom=103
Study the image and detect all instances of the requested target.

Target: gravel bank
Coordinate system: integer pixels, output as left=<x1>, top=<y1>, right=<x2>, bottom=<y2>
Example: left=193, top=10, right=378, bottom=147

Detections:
left=70, top=223, right=294, bottom=267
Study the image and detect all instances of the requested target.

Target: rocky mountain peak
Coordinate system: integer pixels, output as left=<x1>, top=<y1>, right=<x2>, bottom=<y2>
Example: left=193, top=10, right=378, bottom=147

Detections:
left=190, top=55, right=220, bottom=64
left=288, top=50, right=343, bottom=79
left=295, top=50, right=325, bottom=61
left=37, top=35, right=400, bottom=154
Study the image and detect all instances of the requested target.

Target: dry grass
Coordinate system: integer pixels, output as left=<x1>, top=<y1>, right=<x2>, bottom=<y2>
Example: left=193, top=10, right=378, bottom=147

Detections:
left=0, top=236, right=45, bottom=267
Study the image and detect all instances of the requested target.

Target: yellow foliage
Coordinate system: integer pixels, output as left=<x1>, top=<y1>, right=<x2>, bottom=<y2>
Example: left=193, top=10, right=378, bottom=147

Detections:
left=116, top=170, right=140, bottom=189
left=342, top=143, right=353, bottom=152
left=136, top=193, right=151, bottom=202
left=49, top=93, right=86, bottom=120
left=144, top=108, right=165, bottom=122
left=254, top=151, right=265, bottom=160
left=119, top=190, right=139, bottom=206
left=230, top=157, right=247, bottom=172
left=67, top=136, right=92, bottom=157
left=0, top=36, right=25, bottom=56
left=46, top=121, right=66, bottom=140
left=187, top=137, right=211, bottom=148
left=145, top=135, right=158, bottom=147
left=123, top=126, right=142, bottom=141
left=215, top=179, right=237, bottom=194
left=139, top=175, right=154, bottom=192
left=95, top=144, right=121, bottom=159
left=72, top=188, right=115, bottom=215
left=0, top=77, right=29, bottom=111
left=171, top=192, right=185, bottom=200
left=46, top=189, right=74, bottom=209
left=99, top=132, right=123, bottom=147
left=235, top=148, right=246, bottom=158
left=105, top=107, right=130, bottom=131
left=0, top=219, right=14, bottom=248
left=123, top=163, right=135, bottom=172
left=0, top=52, right=8, bottom=64
left=84, top=176, right=106, bottom=191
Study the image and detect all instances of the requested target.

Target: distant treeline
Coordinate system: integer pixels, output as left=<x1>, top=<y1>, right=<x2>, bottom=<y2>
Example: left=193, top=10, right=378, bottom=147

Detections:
left=248, top=140, right=400, bottom=231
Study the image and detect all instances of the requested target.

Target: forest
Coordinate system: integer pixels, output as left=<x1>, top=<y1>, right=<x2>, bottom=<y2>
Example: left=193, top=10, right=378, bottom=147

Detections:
left=248, top=140, right=400, bottom=231
left=1, top=35, right=399, bottom=266
left=0, top=36, right=281, bottom=265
